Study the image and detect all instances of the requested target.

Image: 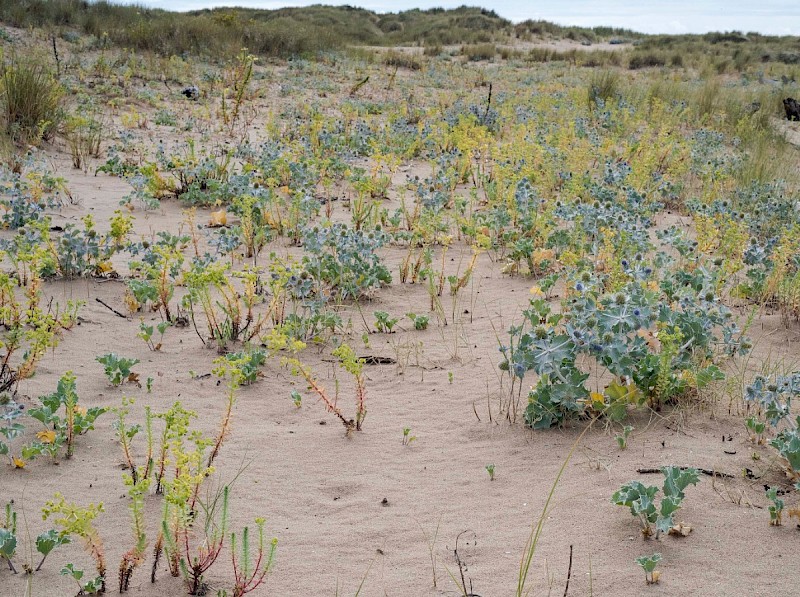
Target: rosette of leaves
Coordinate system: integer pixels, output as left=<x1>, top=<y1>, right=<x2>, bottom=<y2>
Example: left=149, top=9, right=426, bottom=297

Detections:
left=612, top=466, right=700, bottom=538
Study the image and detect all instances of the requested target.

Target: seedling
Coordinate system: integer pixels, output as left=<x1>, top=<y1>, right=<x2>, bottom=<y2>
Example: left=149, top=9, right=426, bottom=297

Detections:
left=635, top=553, right=661, bottom=584
left=402, top=427, right=416, bottom=446
left=61, top=564, right=104, bottom=595
left=373, top=311, right=399, bottom=333
left=612, top=466, right=700, bottom=538
left=96, top=353, right=140, bottom=386
left=138, top=320, right=171, bottom=351
left=745, top=416, right=766, bottom=445
left=407, top=312, right=430, bottom=331
left=291, top=390, right=302, bottom=408
left=766, top=487, right=784, bottom=526
left=485, top=464, right=496, bottom=481
left=615, top=425, right=634, bottom=450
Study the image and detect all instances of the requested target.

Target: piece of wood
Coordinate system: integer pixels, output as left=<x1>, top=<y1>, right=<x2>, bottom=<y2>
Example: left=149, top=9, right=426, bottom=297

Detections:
left=95, top=297, right=128, bottom=319
left=636, top=466, right=734, bottom=479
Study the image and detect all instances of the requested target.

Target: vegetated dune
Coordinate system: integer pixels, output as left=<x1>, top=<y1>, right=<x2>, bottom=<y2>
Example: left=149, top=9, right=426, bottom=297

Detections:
left=0, top=9, right=799, bottom=597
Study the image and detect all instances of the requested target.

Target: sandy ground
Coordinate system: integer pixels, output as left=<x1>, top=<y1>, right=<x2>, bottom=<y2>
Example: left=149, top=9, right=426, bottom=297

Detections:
left=2, top=166, right=799, bottom=596
left=0, top=35, right=799, bottom=597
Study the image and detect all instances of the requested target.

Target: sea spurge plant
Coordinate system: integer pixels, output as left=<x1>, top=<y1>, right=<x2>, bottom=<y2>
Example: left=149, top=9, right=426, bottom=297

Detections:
left=0, top=265, right=80, bottom=395
left=207, top=349, right=266, bottom=467
left=230, top=519, right=277, bottom=597
left=183, top=261, right=267, bottom=350
left=332, top=344, right=367, bottom=431
left=612, top=466, right=700, bottom=538
left=127, top=234, right=188, bottom=321
left=119, top=475, right=150, bottom=592
left=167, top=485, right=230, bottom=596
left=42, top=494, right=106, bottom=591
left=155, top=430, right=215, bottom=582
left=284, top=342, right=367, bottom=435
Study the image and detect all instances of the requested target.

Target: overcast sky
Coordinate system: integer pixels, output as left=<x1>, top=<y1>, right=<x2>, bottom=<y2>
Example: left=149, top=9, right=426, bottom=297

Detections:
left=121, top=1, right=800, bottom=35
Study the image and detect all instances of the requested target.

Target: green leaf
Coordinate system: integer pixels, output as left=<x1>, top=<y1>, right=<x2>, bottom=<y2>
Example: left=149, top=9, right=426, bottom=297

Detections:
left=661, top=466, right=700, bottom=499
left=656, top=495, right=681, bottom=533
left=635, top=553, right=661, bottom=573
left=36, top=529, right=70, bottom=556
left=60, top=563, right=83, bottom=581
left=0, top=528, right=17, bottom=559
left=695, top=365, right=724, bottom=389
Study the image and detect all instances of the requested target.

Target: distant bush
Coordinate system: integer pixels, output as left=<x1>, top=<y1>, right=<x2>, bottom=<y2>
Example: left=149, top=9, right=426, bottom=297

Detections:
left=462, top=43, right=496, bottom=61
left=383, top=50, right=421, bottom=70
left=0, top=57, right=63, bottom=145
left=629, top=52, right=666, bottom=69
left=776, top=52, right=800, bottom=65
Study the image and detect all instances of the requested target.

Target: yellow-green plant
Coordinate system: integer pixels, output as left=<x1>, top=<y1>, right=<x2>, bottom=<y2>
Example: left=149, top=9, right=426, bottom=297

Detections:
left=284, top=342, right=367, bottom=435
left=118, top=474, right=151, bottom=592
left=42, top=494, right=106, bottom=592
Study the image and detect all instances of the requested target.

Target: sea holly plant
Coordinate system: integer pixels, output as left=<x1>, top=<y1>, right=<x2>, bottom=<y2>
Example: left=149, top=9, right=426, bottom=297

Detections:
left=615, top=425, right=634, bottom=450
left=635, top=553, right=662, bottom=585
left=745, top=372, right=800, bottom=480
left=1, top=503, right=17, bottom=573
left=373, top=310, right=399, bottom=333
left=24, top=371, right=107, bottom=462
left=407, top=312, right=430, bottom=331
left=301, top=223, right=392, bottom=300
left=138, top=320, right=171, bottom=351
left=0, top=392, right=25, bottom=465
left=766, top=487, right=785, bottom=526
left=612, top=466, right=700, bottom=538
left=502, top=271, right=744, bottom=429
left=96, top=353, right=141, bottom=386
left=61, top=563, right=104, bottom=595
left=34, top=528, right=71, bottom=571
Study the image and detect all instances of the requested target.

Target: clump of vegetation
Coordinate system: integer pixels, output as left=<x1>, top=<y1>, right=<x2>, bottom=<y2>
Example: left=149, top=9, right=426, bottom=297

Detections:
left=0, top=56, right=63, bottom=145
left=612, top=467, right=700, bottom=538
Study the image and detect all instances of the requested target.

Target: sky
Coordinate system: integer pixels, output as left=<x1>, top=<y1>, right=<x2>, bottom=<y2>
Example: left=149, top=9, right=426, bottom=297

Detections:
left=119, top=1, right=800, bottom=35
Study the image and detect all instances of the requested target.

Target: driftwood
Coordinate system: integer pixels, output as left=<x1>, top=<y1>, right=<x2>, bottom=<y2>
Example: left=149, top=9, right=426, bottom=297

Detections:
left=636, top=466, right=734, bottom=479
